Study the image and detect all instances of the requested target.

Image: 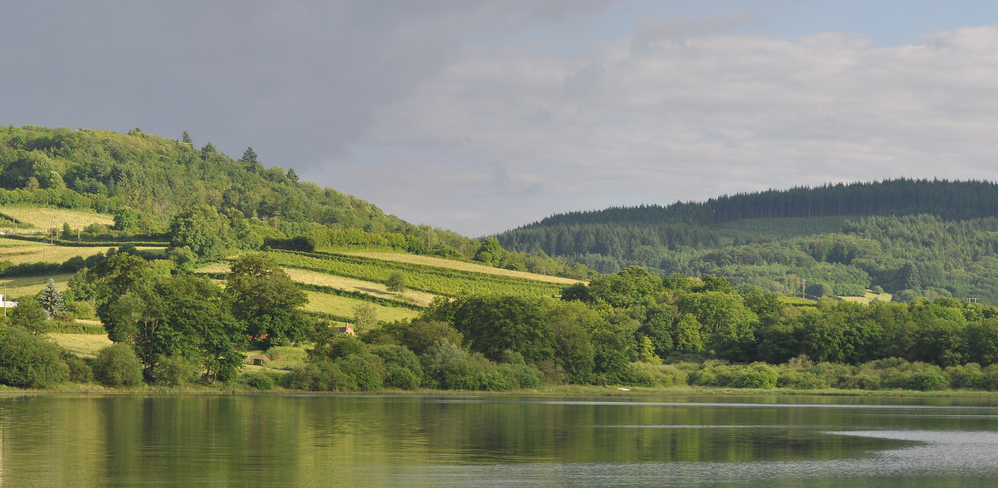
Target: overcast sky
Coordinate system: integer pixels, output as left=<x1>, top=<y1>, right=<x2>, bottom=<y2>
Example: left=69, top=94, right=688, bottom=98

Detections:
left=5, top=1, right=998, bottom=236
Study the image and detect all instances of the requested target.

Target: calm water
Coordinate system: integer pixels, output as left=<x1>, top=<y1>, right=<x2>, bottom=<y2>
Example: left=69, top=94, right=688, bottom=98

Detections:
left=2, top=393, right=998, bottom=487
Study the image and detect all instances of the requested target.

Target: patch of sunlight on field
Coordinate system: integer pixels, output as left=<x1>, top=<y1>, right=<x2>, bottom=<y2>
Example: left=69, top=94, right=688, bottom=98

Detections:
left=0, top=273, right=72, bottom=298
left=243, top=345, right=308, bottom=371
left=0, top=239, right=110, bottom=264
left=303, top=291, right=419, bottom=323
left=0, top=206, right=114, bottom=232
left=196, top=262, right=231, bottom=274
left=48, top=332, right=112, bottom=358
left=342, top=251, right=584, bottom=284
left=841, top=291, right=893, bottom=304
left=284, top=268, right=436, bottom=306
left=0, top=239, right=165, bottom=265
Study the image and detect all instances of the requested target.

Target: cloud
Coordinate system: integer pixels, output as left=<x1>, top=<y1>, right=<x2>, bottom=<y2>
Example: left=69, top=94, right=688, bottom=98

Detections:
left=358, top=21, right=998, bottom=235
left=0, top=1, right=613, bottom=166
left=631, top=12, right=759, bottom=52
left=7, top=4, right=998, bottom=237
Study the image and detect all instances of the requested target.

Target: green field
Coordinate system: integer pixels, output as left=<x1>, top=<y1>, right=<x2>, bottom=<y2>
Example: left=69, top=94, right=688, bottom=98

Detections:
left=284, top=267, right=436, bottom=306
left=272, top=251, right=569, bottom=298
left=0, top=273, right=73, bottom=298
left=343, top=251, right=583, bottom=284
left=302, top=291, right=420, bottom=324
left=0, top=206, right=114, bottom=233
left=48, top=332, right=113, bottom=358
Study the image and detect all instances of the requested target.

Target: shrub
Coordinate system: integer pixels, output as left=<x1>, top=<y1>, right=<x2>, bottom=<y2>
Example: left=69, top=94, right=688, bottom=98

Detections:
left=495, top=362, right=541, bottom=389
left=335, top=354, right=384, bottom=391
left=946, top=363, right=986, bottom=390
left=735, top=363, right=779, bottom=388
left=150, top=354, right=200, bottom=386
left=63, top=353, right=93, bottom=383
left=371, top=345, right=423, bottom=389
left=839, top=371, right=881, bottom=390
left=243, top=372, right=276, bottom=390
left=91, top=344, right=143, bottom=387
left=9, top=298, right=48, bottom=334
left=284, top=359, right=354, bottom=391
left=383, top=365, right=421, bottom=390
left=421, top=340, right=489, bottom=390
left=632, top=363, right=689, bottom=387
left=900, top=371, right=949, bottom=391
left=0, top=327, right=69, bottom=387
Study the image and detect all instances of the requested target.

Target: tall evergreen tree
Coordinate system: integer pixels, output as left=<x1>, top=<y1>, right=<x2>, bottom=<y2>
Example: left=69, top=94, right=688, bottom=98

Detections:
left=37, top=278, right=65, bottom=318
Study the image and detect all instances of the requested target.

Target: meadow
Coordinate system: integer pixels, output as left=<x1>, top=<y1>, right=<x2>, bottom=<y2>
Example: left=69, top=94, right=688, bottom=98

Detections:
left=0, top=206, right=114, bottom=233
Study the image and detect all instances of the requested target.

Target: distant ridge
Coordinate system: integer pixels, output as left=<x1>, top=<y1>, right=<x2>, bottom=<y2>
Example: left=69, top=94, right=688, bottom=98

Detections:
left=522, top=179, right=998, bottom=229
left=496, top=179, right=998, bottom=304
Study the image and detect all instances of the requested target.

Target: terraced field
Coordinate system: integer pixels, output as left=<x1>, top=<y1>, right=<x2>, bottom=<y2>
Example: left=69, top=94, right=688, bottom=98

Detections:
left=343, top=251, right=583, bottom=284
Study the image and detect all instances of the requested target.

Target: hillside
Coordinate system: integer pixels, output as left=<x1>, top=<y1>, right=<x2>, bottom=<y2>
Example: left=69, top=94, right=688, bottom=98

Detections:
left=496, top=179, right=998, bottom=304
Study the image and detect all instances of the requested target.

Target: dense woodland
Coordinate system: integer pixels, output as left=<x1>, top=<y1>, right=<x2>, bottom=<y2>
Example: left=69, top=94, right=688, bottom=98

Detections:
left=497, top=180, right=998, bottom=304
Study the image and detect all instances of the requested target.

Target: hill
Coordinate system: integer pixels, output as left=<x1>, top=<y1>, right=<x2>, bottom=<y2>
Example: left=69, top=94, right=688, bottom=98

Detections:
left=496, top=179, right=998, bottom=304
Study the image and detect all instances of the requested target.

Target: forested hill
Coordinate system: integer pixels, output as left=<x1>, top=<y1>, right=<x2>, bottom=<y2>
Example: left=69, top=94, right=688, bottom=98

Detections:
left=496, top=179, right=998, bottom=305
left=0, top=125, right=484, bottom=255
left=0, top=125, right=412, bottom=233
left=524, top=179, right=998, bottom=228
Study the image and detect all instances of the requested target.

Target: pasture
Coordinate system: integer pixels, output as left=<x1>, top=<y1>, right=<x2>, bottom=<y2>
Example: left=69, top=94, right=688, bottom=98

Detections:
left=0, top=207, right=114, bottom=233
left=343, top=251, right=583, bottom=284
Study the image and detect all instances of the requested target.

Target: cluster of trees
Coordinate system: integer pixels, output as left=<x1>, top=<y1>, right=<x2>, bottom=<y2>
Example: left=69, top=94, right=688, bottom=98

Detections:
left=66, top=251, right=310, bottom=383
left=273, top=266, right=998, bottom=392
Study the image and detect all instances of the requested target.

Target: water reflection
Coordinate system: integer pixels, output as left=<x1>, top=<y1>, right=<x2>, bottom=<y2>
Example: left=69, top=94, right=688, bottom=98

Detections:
left=0, top=394, right=996, bottom=487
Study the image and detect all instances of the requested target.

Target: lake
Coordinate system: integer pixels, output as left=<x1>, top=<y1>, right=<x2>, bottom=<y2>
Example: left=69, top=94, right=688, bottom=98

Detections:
left=2, top=393, right=998, bottom=487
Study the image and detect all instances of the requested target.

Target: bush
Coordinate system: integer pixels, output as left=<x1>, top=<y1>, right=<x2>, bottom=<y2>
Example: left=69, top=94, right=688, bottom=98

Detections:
left=0, top=327, right=69, bottom=387
left=63, top=353, right=93, bottom=383
left=735, top=363, right=779, bottom=388
left=91, top=344, right=143, bottom=387
left=777, top=371, right=829, bottom=389
left=421, top=340, right=489, bottom=390
left=900, top=371, right=949, bottom=391
left=946, top=363, right=986, bottom=390
left=632, top=363, right=689, bottom=387
left=284, top=359, right=355, bottom=391
left=371, top=345, right=424, bottom=389
left=150, top=354, right=200, bottom=386
left=383, top=365, right=421, bottom=390
left=335, top=354, right=384, bottom=391
left=243, top=372, right=276, bottom=390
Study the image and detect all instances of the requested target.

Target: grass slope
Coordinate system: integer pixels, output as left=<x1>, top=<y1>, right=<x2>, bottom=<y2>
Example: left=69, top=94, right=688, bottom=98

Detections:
left=342, top=251, right=583, bottom=284
left=0, top=206, right=114, bottom=233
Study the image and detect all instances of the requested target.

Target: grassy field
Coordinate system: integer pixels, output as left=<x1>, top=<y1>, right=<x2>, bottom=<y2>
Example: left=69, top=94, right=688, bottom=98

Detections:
left=0, top=273, right=73, bottom=298
left=841, top=290, right=894, bottom=304
left=342, top=251, right=584, bottom=285
left=284, top=268, right=436, bottom=306
left=0, top=237, right=164, bottom=264
left=302, top=290, right=420, bottom=323
left=0, top=206, right=114, bottom=233
left=243, top=345, right=308, bottom=372
left=48, top=332, right=112, bottom=358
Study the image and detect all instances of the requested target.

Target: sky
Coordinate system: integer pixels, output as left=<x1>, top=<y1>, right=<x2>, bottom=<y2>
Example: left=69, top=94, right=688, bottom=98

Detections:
left=4, top=1, right=998, bottom=236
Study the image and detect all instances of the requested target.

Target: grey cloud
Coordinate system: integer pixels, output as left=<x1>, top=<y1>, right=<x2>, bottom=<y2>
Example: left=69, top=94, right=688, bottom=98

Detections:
left=631, top=12, right=759, bottom=52
left=359, top=25, right=998, bottom=235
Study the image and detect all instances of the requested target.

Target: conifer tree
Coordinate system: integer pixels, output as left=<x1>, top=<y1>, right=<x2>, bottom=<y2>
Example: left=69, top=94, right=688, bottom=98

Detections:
left=37, top=278, right=65, bottom=318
